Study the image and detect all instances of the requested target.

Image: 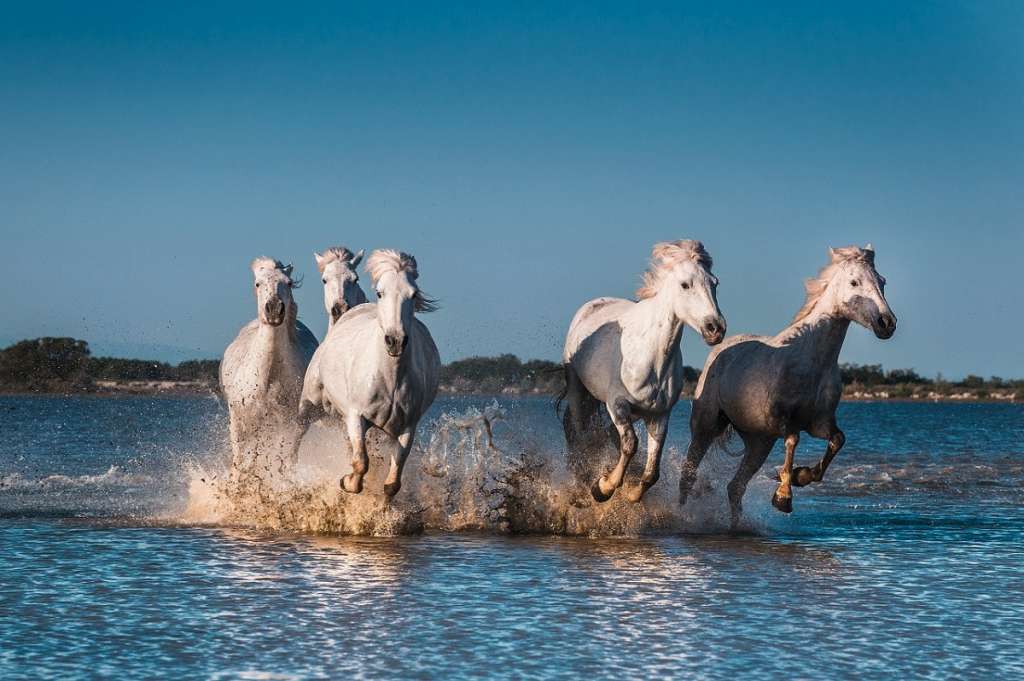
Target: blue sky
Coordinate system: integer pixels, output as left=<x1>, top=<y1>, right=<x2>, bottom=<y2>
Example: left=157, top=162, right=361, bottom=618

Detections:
left=2, top=2, right=1022, bottom=377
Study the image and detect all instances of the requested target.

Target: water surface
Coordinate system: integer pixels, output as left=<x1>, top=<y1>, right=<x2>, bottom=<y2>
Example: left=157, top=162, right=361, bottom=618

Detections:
left=1, top=396, right=1022, bottom=679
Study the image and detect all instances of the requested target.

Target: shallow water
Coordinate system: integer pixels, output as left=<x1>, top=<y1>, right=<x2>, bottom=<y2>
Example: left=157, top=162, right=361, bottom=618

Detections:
left=1, top=395, right=1023, bottom=678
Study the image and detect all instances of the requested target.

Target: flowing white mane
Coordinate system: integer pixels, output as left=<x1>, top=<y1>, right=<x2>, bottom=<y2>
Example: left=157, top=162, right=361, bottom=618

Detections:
left=792, top=245, right=876, bottom=323
left=636, top=240, right=714, bottom=300
left=250, top=256, right=298, bottom=285
left=251, top=256, right=288, bottom=272
left=316, top=247, right=359, bottom=273
left=366, top=249, right=439, bottom=312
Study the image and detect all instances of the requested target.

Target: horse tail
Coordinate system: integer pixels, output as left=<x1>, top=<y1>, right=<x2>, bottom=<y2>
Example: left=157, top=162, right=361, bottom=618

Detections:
left=553, top=364, right=570, bottom=418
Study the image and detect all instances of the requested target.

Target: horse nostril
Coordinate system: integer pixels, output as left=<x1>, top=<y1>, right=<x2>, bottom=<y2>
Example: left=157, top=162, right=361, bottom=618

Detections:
left=385, top=334, right=395, bottom=347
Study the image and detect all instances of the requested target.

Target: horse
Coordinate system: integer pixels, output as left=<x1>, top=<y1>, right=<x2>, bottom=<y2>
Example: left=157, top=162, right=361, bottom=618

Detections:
left=316, top=247, right=367, bottom=330
left=220, top=257, right=318, bottom=472
left=560, top=240, right=726, bottom=503
left=679, top=245, right=897, bottom=529
left=298, top=247, right=369, bottom=427
left=300, top=249, right=440, bottom=498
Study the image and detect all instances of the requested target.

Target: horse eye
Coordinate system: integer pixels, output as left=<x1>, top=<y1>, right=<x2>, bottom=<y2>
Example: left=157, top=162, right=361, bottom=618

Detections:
left=851, top=280, right=859, bottom=287
left=255, top=282, right=261, bottom=288
left=322, top=278, right=327, bottom=285
left=681, top=282, right=691, bottom=290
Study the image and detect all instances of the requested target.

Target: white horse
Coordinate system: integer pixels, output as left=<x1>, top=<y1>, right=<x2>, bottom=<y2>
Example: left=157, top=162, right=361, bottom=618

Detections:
left=299, top=247, right=368, bottom=427
left=300, top=249, right=440, bottom=497
left=220, top=257, right=318, bottom=471
left=560, top=240, right=726, bottom=503
left=679, top=245, right=897, bottom=529
left=316, top=246, right=367, bottom=330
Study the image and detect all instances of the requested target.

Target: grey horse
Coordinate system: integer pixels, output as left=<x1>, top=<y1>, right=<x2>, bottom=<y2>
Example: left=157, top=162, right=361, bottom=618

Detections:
left=679, top=245, right=897, bottom=529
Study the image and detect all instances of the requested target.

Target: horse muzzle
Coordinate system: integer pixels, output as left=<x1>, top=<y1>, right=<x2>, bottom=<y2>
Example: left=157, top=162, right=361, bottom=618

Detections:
left=873, top=313, right=897, bottom=339
left=384, top=333, right=408, bottom=357
left=700, top=317, right=727, bottom=346
left=264, top=299, right=286, bottom=326
left=330, top=302, right=347, bottom=324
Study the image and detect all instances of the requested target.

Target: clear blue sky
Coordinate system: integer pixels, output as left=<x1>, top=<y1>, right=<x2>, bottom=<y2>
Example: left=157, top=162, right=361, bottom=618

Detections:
left=2, top=2, right=1022, bottom=378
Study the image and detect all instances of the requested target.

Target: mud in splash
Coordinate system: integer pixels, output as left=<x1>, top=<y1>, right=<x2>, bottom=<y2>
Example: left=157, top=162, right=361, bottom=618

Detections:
left=180, top=401, right=781, bottom=536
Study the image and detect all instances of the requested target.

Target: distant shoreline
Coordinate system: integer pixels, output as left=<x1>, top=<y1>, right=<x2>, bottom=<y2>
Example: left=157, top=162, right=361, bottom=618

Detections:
left=2, top=338, right=1019, bottom=404
left=1, top=382, right=1018, bottom=404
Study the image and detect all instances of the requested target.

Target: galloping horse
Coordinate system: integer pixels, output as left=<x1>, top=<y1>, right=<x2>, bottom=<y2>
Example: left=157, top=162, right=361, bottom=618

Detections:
left=300, top=249, right=440, bottom=498
left=299, top=247, right=368, bottom=428
left=560, top=240, right=726, bottom=503
left=220, top=257, right=318, bottom=471
left=315, top=247, right=367, bottom=330
left=679, top=245, right=897, bottom=529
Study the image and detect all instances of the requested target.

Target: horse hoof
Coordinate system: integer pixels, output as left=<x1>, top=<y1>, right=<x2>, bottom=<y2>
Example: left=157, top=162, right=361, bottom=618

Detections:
left=771, top=491, right=793, bottom=513
left=382, top=481, right=401, bottom=498
left=590, top=480, right=614, bottom=503
left=792, top=466, right=816, bottom=487
left=341, top=474, right=363, bottom=494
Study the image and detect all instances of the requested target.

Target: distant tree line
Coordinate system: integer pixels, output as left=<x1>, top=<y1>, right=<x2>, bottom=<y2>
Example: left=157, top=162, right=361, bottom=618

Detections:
left=0, top=338, right=1018, bottom=398
left=0, top=338, right=219, bottom=393
left=438, top=354, right=702, bottom=394
left=835, top=360, right=1019, bottom=399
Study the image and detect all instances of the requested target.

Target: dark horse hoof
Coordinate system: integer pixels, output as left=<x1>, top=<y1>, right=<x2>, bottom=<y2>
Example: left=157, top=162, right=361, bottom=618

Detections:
left=771, top=491, right=793, bottom=513
left=382, top=481, right=401, bottom=498
left=340, top=474, right=363, bottom=494
left=591, top=480, right=614, bottom=503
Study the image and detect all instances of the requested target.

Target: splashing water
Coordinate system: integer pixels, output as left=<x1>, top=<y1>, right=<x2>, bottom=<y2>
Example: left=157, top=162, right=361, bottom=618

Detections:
left=179, top=400, right=780, bottom=536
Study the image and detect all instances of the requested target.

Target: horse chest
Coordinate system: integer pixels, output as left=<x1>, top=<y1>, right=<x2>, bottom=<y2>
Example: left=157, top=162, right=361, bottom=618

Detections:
left=621, top=356, right=682, bottom=412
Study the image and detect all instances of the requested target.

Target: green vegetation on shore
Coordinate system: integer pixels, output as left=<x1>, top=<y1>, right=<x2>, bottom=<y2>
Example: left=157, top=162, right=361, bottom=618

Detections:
left=0, top=337, right=1019, bottom=401
left=0, top=338, right=219, bottom=394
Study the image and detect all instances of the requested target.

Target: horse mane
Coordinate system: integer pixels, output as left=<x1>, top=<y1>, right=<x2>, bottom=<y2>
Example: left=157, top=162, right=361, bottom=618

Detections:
left=365, top=249, right=439, bottom=312
left=250, top=256, right=300, bottom=288
left=636, top=240, right=714, bottom=300
left=315, top=247, right=359, bottom=273
left=792, top=245, right=875, bottom=323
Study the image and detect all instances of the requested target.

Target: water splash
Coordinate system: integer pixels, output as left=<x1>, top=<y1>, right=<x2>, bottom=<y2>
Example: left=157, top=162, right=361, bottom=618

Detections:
left=178, top=400, right=782, bottom=536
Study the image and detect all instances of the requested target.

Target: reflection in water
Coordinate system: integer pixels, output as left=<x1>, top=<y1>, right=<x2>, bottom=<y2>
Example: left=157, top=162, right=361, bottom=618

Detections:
left=1, top=396, right=1023, bottom=678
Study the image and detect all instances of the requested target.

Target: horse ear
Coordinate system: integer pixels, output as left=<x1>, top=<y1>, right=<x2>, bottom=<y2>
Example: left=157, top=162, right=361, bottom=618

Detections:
left=314, top=251, right=325, bottom=272
left=828, top=247, right=839, bottom=262
left=351, top=249, right=364, bottom=267
left=864, top=242, right=874, bottom=252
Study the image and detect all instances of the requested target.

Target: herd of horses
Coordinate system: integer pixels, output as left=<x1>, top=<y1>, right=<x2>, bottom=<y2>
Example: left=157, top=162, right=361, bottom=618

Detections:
left=220, top=240, right=896, bottom=529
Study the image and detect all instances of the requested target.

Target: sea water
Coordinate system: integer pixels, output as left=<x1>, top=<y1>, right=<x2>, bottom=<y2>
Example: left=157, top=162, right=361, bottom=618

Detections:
left=1, top=395, right=1022, bottom=678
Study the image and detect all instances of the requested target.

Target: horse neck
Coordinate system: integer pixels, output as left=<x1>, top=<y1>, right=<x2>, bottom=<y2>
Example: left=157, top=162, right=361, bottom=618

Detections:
left=621, top=290, right=684, bottom=380
left=777, top=308, right=850, bottom=374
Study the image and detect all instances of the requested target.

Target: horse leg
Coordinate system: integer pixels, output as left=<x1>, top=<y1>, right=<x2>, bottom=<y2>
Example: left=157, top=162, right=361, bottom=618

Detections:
left=340, top=414, right=368, bottom=494
left=726, top=433, right=776, bottom=531
left=591, top=399, right=637, bottom=502
left=562, top=370, right=604, bottom=487
left=383, top=428, right=415, bottom=498
left=793, top=427, right=845, bottom=487
left=678, top=407, right=727, bottom=506
left=626, top=413, right=669, bottom=503
left=297, top=397, right=324, bottom=429
left=771, top=432, right=799, bottom=513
